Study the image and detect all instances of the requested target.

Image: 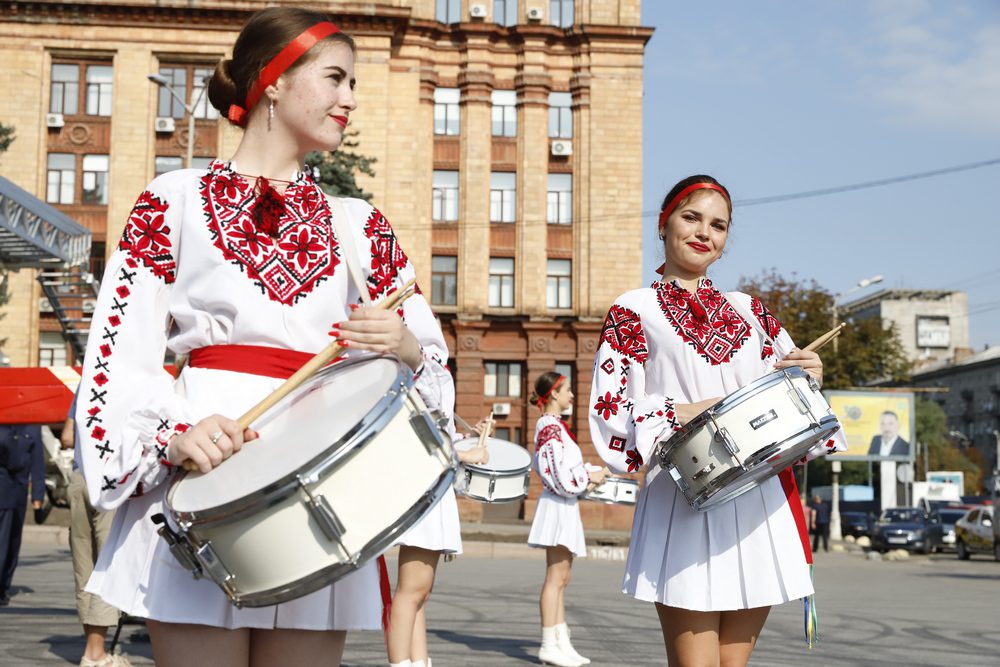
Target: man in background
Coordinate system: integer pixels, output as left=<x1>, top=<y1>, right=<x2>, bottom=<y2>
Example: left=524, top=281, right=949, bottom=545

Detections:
left=0, top=424, right=45, bottom=605
left=867, top=410, right=911, bottom=457
left=810, top=493, right=831, bottom=553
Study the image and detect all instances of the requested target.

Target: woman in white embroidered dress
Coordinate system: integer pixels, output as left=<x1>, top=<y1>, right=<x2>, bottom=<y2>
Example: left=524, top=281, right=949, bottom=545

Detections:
left=75, top=8, right=454, bottom=666
left=588, top=175, right=845, bottom=666
left=528, top=372, right=605, bottom=667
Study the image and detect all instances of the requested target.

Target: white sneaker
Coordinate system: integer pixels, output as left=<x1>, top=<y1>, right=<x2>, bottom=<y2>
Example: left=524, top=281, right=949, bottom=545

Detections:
left=556, top=623, right=590, bottom=665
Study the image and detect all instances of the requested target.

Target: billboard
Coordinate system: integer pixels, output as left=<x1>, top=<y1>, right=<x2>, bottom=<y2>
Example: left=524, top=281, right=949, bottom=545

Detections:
left=824, top=391, right=916, bottom=462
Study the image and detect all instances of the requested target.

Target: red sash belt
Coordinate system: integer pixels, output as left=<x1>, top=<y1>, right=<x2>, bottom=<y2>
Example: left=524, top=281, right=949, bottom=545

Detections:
left=187, top=343, right=393, bottom=630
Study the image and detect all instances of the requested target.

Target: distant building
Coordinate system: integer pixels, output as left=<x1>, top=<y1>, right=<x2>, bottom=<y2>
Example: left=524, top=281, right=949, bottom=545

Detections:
left=841, top=289, right=969, bottom=369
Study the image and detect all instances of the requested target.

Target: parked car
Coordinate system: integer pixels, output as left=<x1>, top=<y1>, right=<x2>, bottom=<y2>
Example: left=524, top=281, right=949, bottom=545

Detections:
left=840, top=511, right=873, bottom=538
left=928, top=507, right=974, bottom=552
left=954, top=506, right=997, bottom=561
left=871, top=508, right=934, bottom=554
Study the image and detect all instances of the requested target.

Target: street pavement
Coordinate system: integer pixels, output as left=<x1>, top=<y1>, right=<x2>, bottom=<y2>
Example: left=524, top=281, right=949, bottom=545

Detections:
left=1, top=545, right=998, bottom=666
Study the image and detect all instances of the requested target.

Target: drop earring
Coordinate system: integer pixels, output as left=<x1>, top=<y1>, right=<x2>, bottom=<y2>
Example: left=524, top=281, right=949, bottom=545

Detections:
left=267, top=98, right=275, bottom=130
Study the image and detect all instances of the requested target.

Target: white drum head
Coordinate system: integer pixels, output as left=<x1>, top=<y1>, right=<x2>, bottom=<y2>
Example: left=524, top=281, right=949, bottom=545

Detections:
left=170, top=356, right=403, bottom=513
left=455, top=437, right=531, bottom=473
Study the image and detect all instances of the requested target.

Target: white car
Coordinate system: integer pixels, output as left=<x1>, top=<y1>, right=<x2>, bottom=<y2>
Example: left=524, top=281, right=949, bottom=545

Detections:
left=954, top=506, right=997, bottom=561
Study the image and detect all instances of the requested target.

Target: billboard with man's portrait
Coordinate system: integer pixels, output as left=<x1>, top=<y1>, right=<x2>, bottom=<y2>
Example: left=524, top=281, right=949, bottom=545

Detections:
left=824, top=391, right=916, bottom=462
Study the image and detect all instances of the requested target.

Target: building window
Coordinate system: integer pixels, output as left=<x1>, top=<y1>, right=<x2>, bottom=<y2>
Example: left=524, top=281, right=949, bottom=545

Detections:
left=494, top=426, right=524, bottom=445
left=434, top=87, right=460, bottom=135
left=157, top=66, right=218, bottom=120
left=432, top=255, right=458, bottom=306
left=85, top=65, right=113, bottom=116
left=38, top=332, right=68, bottom=367
left=50, top=64, right=80, bottom=115
left=490, top=172, right=516, bottom=223
left=81, top=155, right=109, bottom=205
left=485, top=361, right=522, bottom=397
left=547, top=173, right=572, bottom=224
left=494, top=0, right=518, bottom=26
left=436, top=0, right=462, bottom=23
left=432, top=170, right=459, bottom=221
left=548, top=92, right=573, bottom=139
left=550, top=0, right=574, bottom=28
left=554, top=362, right=574, bottom=383
left=491, top=90, right=517, bottom=137
left=488, top=257, right=515, bottom=307
left=155, top=156, right=183, bottom=176
left=547, top=259, right=572, bottom=308
left=46, top=153, right=75, bottom=204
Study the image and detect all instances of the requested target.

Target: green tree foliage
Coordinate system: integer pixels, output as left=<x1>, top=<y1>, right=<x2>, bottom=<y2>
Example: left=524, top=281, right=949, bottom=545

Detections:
left=737, top=269, right=911, bottom=389
left=0, top=123, right=13, bottom=154
left=914, top=398, right=981, bottom=493
left=304, top=129, right=376, bottom=202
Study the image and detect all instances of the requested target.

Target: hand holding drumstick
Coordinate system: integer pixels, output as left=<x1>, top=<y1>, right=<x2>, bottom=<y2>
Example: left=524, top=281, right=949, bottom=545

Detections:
left=773, top=322, right=845, bottom=387
left=458, top=412, right=494, bottom=466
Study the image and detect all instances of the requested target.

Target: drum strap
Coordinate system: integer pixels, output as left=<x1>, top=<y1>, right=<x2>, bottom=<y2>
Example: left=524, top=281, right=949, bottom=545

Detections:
left=325, top=195, right=374, bottom=307
left=723, top=293, right=775, bottom=350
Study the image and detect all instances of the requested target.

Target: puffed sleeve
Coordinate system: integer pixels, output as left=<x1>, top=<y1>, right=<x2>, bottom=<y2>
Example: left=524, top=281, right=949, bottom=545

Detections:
left=355, top=202, right=456, bottom=434
left=588, top=296, right=681, bottom=475
left=534, top=421, right=590, bottom=498
left=749, top=295, right=848, bottom=462
left=75, top=175, right=194, bottom=510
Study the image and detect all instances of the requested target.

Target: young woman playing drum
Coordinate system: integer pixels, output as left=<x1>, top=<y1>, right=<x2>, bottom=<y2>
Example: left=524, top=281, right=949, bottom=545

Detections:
left=588, top=175, right=846, bottom=666
left=74, top=8, right=455, bottom=666
left=528, top=372, right=606, bottom=667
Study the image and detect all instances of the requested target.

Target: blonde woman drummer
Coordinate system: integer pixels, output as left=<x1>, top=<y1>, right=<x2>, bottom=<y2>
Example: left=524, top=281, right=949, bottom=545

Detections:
left=589, top=175, right=846, bottom=666
left=388, top=419, right=492, bottom=667
left=528, top=372, right=605, bottom=667
left=73, top=8, right=455, bottom=666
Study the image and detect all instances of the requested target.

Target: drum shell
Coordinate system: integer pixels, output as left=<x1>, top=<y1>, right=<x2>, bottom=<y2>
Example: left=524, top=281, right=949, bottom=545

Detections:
left=583, top=477, right=639, bottom=505
left=454, top=437, right=532, bottom=504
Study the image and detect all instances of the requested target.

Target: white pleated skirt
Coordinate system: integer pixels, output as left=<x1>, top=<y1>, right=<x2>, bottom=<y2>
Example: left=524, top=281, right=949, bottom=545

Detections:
left=395, top=486, right=462, bottom=554
left=623, top=468, right=813, bottom=611
left=85, top=365, right=383, bottom=630
left=528, top=491, right=587, bottom=558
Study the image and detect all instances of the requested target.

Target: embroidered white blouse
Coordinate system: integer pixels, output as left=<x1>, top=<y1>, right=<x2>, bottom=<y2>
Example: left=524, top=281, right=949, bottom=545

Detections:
left=533, top=414, right=591, bottom=499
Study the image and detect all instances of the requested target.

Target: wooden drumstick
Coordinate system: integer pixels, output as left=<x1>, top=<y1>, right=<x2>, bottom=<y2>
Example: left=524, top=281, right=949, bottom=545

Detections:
left=181, top=279, right=417, bottom=472
left=803, top=322, right=845, bottom=353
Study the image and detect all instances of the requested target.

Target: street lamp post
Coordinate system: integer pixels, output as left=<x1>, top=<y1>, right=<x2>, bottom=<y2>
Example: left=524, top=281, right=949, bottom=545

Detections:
left=831, top=274, right=884, bottom=353
left=147, top=73, right=209, bottom=169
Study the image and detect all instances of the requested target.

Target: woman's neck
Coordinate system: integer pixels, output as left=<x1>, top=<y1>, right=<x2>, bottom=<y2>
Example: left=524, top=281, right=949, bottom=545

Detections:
left=229, top=121, right=307, bottom=182
left=661, top=264, right=707, bottom=294
left=543, top=406, right=562, bottom=417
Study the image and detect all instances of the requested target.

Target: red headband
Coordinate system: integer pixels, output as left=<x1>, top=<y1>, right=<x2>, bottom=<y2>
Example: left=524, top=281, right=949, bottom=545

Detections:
left=536, top=375, right=566, bottom=410
left=657, top=182, right=731, bottom=232
left=227, top=21, right=341, bottom=127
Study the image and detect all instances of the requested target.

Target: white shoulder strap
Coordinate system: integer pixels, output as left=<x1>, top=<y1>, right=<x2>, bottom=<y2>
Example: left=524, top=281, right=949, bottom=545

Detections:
left=723, top=292, right=774, bottom=348
left=326, top=195, right=373, bottom=306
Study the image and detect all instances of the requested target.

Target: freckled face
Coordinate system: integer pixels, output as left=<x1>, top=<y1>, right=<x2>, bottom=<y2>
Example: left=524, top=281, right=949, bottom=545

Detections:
left=273, top=41, right=357, bottom=153
left=661, top=190, right=731, bottom=275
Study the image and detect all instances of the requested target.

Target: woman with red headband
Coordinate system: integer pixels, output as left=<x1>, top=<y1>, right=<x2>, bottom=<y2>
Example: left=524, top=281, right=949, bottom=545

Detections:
left=74, top=7, right=456, bottom=666
left=589, top=175, right=846, bottom=666
left=528, top=372, right=606, bottom=667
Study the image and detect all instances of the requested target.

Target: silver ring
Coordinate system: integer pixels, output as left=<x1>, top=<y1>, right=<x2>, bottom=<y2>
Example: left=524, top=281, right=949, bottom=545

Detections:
left=209, top=430, right=224, bottom=445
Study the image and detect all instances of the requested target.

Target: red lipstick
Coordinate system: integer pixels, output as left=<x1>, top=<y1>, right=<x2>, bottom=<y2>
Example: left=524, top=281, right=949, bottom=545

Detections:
left=331, top=115, right=348, bottom=128
left=687, top=242, right=711, bottom=253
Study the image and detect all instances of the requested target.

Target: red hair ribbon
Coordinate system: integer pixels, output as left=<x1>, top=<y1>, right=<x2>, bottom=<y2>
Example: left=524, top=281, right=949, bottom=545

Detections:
left=657, top=182, right=731, bottom=232
left=536, top=375, right=565, bottom=410
left=227, top=21, right=341, bottom=127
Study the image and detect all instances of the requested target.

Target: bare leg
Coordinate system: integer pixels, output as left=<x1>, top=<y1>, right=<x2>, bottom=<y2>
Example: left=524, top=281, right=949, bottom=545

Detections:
left=655, top=604, right=721, bottom=667
left=718, top=606, right=770, bottom=667
left=410, top=605, right=429, bottom=663
left=540, top=546, right=573, bottom=628
left=82, top=625, right=109, bottom=661
left=147, top=620, right=250, bottom=667
left=556, top=585, right=566, bottom=626
left=249, top=628, right=346, bottom=667
left=387, top=546, right=440, bottom=663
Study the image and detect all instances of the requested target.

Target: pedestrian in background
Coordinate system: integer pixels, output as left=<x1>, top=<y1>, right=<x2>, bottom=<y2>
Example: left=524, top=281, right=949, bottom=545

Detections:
left=61, top=408, right=131, bottom=667
left=0, top=424, right=45, bottom=606
left=810, top=494, right=831, bottom=553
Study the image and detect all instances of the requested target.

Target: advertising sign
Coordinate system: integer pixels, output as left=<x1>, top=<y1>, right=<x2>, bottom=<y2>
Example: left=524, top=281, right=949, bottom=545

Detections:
left=824, top=391, right=916, bottom=462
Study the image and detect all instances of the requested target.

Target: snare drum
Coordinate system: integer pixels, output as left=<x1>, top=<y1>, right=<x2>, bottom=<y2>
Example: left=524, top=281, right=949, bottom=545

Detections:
left=656, top=366, right=840, bottom=511
left=157, top=355, right=455, bottom=608
left=583, top=477, right=639, bottom=505
left=454, top=437, right=532, bottom=503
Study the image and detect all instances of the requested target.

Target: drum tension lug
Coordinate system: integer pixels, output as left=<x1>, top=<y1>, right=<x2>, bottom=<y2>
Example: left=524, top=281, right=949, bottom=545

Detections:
left=151, top=513, right=202, bottom=577
left=297, top=475, right=347, bottom=543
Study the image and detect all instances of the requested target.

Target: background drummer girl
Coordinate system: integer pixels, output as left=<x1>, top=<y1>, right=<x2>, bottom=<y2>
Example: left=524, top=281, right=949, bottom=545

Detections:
left=528, top=373, right=605, bottom=667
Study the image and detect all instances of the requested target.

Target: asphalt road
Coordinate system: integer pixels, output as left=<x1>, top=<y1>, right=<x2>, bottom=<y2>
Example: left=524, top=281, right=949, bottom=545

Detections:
left=1, top=546, right=998, bottom=666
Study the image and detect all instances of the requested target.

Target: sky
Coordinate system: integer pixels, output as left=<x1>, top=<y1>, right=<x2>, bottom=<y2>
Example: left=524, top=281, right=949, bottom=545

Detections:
left=638, top=0, right=1000, bottom=351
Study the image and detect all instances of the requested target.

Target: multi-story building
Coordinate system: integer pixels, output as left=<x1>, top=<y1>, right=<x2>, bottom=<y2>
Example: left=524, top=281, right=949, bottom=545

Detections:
left=0, top=1, right=652, bottom=529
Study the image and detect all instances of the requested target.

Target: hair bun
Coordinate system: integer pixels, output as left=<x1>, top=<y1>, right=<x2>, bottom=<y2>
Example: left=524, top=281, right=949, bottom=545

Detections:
left=207, top=58, right=240, bottom=118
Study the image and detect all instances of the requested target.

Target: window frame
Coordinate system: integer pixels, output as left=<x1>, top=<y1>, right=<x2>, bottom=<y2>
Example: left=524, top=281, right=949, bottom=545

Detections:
left=546, top=258, right=572, bottom=309
left=432, top=170, right=460, bottom=222
left=489, top=172, right=517, bottom=223
left=491, top=89, right=518, bottom=137
left=547, top=173, right=573, bottom=224
left=488, top=257, right=515, bottom=308
left=431, top=255, right=459, bottom=306
left=485, top=361, right=523, bottom=398
left=548, top=92, right=573, bottom=139
left=434, top=87, right=461, bottom=136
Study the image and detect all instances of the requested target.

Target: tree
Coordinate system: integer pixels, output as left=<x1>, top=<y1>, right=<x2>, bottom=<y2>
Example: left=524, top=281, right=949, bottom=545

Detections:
left=914, top=398, right=981, bottom=493
left=304, top=129, right=376, bottom=201
left=737, top=269, right=911, bottom=389
left=0, top=123, right=13, bottom=154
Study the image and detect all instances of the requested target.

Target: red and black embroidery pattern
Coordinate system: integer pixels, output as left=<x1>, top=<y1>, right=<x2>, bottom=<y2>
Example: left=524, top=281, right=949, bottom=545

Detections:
left=363, top=207, right=415, bottom=302
left=119, top=190, right=176, bottom=283
left=625, top=448, right=644, bottom=473
left=653, top=279, right=751, bottom=365
left=537, top=423, right=562, bottom=449
left=600, top=304, right=649, bottom=363
left=201, top=164, right=340, bottom=305
left=751, top=297, right=783, bottom=359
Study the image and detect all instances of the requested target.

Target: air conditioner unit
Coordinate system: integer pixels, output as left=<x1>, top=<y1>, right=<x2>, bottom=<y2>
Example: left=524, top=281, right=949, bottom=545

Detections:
left=46, top=113, right=65, bottom=128
left=154, top=117, right=176, bottom=133
left=39, top=298, right=54, bottom=313
left=527, top=7, right=544, bottom=21
left=550, top=139, right=573, bottom=156
left=469, top=3, right=487, bottom=18
left=492, top=402, right=512, bottom=417
left=82, top=299, right=98, bottom=313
